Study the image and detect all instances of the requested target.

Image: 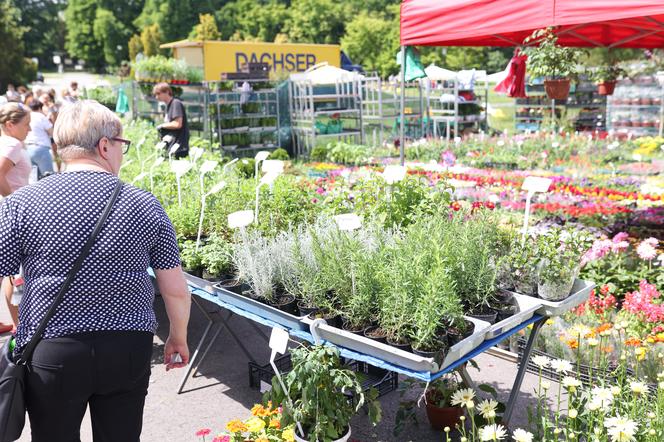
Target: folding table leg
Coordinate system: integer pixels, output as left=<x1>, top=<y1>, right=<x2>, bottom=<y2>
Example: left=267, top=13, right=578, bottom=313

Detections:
left=177, top=319, right=214, bottom=394
left=502, top=317, right=546, bottom=425
left=457, top=364, right=477, bottom=391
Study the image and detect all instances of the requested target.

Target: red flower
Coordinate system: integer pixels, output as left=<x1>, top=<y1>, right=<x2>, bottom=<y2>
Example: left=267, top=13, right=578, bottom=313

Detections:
left=196, top=428, right=212, bottom=437
left=485, top=201, right=495, bottom=210
left=450, top=201, right=461, bottom=211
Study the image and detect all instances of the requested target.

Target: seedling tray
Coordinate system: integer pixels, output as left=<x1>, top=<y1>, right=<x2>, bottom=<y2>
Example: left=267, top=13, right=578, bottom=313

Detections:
left=302, top=316, right=491, bottom=374
left=484, top=294, right=542, bottom=340
left=530, top=279, right=595, bottom=317
left=213, top=283, right=308, bottom=331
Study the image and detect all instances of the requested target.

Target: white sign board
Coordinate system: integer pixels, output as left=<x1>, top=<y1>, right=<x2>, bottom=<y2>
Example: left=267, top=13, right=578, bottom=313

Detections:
left=228, top=210, right=254, bottom=229
left=521, top=176, right=552, bottom=193
left=206, top=180, right=227, bottom=197
left=255, top=151, right=271, bottom=162
left=269, top=327, right=289, bottom=355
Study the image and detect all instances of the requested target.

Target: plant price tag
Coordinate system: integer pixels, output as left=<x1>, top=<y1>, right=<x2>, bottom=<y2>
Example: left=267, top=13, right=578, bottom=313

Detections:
left=262, top=160, right=284, bottom=174
left=269, top=327, right=289, bottom=355
left=206, top=180, right=227, bottom=197
left=254, top=151, right=271, bottom=162
left=521, top=176, right=552, bottom=193
left=381, top=165, right=407, bottom=184
left=169, top=143, right=180, bottom=156
left=171, top=160, right=193, bottom=179
left=228, top=210, right=254, bottom=229
left=333, top=213, right=362, bottom=231
left=200, top=160, right=218, bottom=175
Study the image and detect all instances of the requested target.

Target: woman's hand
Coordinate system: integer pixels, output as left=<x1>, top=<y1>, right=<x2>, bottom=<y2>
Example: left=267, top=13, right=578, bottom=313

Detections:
left=164, top=336, right=189, bottom=371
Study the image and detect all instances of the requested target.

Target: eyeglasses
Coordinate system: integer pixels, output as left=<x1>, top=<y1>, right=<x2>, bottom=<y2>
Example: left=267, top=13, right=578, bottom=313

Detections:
left=111, top=137, right=131, bottom=154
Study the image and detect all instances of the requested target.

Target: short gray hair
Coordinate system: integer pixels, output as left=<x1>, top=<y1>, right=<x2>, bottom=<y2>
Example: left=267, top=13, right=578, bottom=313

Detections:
left=54, top=100, right=122, bottom=160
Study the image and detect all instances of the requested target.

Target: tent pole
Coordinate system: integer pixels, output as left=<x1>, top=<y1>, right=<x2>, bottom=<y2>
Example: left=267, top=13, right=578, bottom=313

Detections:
left=400, top=45, right=406, bottom=165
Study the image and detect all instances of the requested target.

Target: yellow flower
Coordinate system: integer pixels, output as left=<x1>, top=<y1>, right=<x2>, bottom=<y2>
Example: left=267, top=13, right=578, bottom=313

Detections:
left=635, top=347, right=647, bottom=361
left=282, top=428, right=295, bottom=442
left=256, top=438, right=269, bottom=442
left=225, top=420, right=248, bottom=433
left=245, top=417, right=266, bottom=433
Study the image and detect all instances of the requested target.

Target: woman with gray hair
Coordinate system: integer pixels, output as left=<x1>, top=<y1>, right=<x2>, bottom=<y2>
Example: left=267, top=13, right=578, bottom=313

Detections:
left=0, top=100, right=191, bottom=441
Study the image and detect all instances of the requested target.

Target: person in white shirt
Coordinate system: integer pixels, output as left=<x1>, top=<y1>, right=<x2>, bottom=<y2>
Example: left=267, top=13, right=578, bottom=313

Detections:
left=24, top=99, right=54, bottom=177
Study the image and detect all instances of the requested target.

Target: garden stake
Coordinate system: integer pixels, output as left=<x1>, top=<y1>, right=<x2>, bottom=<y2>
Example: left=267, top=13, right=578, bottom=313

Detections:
left=196, top=180, right=226, bottom=250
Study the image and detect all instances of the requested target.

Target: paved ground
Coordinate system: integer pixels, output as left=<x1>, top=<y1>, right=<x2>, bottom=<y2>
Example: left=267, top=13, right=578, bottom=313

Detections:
left=0, top=291, right=556, bottom=442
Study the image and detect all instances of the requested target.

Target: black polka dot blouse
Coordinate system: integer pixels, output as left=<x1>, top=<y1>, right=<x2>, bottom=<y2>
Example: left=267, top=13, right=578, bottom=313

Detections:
left=0, top=171, right=181, bottom=354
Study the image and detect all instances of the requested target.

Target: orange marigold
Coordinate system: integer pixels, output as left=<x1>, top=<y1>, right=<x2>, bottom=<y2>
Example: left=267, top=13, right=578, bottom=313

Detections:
left=596, top=323, right=612, bottom=334
left=602, top=346, right=614, bottom=354
left=269, top=418, right=281, bottom=429
left=624, top=337, right=642, bottom=347
left=251, top=404, right=265, bottom=417
left=256, top=438, right=269, bottom=442
left=567, top=339, right=579, bottom=350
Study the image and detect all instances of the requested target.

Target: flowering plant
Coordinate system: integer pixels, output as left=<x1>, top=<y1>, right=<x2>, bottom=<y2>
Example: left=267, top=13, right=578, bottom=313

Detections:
left=537, top=228, right=592, bottom=285
left=197, top=402, right=296, bottom=442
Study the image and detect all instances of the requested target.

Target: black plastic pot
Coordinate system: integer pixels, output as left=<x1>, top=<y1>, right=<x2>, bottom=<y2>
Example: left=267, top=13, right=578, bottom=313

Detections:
left=447, top=320, right=475, bottom=346
left=363, top=325, right=388, bottom=344
left=496, top=304, right=518, bottom=322
left=468, top=307, right=498, bottom=324
left=183, top=267, right=203, bottom=278
left=412, top=344, right=448, bottom=366
left=296, top=302, right=317, bottom=317
left=271, top=295, right=298, bottom=315
left=341, top=319, right=366, bottom=336
left=387, top=337, right=412, bottom=353
left=217, top=278, right=243, bottom=295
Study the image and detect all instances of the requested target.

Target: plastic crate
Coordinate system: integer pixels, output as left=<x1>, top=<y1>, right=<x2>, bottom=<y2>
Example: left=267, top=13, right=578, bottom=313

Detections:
left=248, top=354, right=398, bottom=397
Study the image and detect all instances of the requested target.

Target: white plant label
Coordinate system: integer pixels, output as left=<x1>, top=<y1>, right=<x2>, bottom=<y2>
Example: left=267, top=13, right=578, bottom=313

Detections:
left=152, top=156, right=165, bottom=169
left=522, top=176, right=552, bottom=193
left=131, top=172, right=148, bottom=184
left=269, top=327, right=289, bottom=355
left=254, top=151, right=271, bottom=162
left=206, top=180, right=227, bottom=197
left=262, top=159, right=284, bottom=174
left=333, top=213, right=362, bottom=231
left=155, top=141, right=167, bottom=150
left=171, top=160, right=193, bottom=179
left=163, top=135, right=174, bottom=144
left=200, top=160, right=218, bottom=175
left=190, top=147, right=204, bottom=163
left=228, top=210, right=254, bottom=229
left=382, top=165, right=407, bottom=185
left=169, top=143, right=180, bottom=156
left=260, top=171, right=281, bottom=186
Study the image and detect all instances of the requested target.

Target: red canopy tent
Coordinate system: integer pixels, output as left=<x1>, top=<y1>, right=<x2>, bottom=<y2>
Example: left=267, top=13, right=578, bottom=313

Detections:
left=400, top=0, right=664, bottom=48
left=396, top=0, right=664, bottom=163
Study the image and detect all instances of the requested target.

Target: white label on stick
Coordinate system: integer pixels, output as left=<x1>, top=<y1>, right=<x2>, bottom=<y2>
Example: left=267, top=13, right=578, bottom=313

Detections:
left=228, top=210, right=254, bottom=229
left=333, top=213, right=362, bottom=231
left=206, top=180, right=227, bottom=197
left=382, top=165, right=407, bottom=185
left=171, top=160, right=193, bottom=179
left=200, top=160, right=218, bottom=175
left=269, top=327, right=289, bottom=355
left=521, top=176, right=552, bottom=193
left=169, top=143, right=180, bottom=155
left=262, top=160, right=284, bottom=174
left=254, top=151, right=271, bottom=162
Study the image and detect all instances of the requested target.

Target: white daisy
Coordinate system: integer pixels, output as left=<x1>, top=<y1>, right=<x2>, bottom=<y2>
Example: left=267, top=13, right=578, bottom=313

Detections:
left=629, top=381, right=647, bottom=396
left=562, top=376, right=582, bottom=392
left=479, top=424, right=507, bottom=441
left=550, top=359, right=573, bottom=373
left=477, top=398, right=499, bottom=419
left=605, top=415, right=638, bottom=442
left=512, top=428, right=533, bottom=442
left=451, top=388, right=476, bottom=409
left=532, top=355, right=550, bottom=368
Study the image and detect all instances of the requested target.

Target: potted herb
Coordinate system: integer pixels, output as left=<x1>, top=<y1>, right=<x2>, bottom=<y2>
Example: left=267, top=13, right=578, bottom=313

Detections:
left=232, top=230, right=277, bottom=302
left=180, top=240, right=203, bottom=277
left=524, top=28, right=584, bottom=100
left=537, top=228, right=591, bottom=301
left=424, top=376, right=466, bottom=430
left=268, top=344, right=381, bottom=442
left=497, top=239, right=539, bottom=296
left=199, top=233, right=234, bottom=282
left=592, top=64, right=626, bottom=96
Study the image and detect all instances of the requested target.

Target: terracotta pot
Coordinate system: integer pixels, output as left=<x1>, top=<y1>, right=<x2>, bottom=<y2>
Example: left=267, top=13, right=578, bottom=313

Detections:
left=544, top=79, right=571, bottom=100
left=425, top=402, right=465, bottom=430
left=597, top=81, right=616, bottom=96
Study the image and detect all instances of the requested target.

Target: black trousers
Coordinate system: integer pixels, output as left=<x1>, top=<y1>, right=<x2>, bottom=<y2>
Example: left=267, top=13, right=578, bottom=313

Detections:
left=25, top=331, right=153, bottom=442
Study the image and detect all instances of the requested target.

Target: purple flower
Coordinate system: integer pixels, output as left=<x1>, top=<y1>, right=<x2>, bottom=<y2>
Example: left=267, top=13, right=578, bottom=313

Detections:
left=315, top=187, right=325, bottom=195
left=612, top=232, right=629, bottom=243
left=311, top=198, right=318, bottom=204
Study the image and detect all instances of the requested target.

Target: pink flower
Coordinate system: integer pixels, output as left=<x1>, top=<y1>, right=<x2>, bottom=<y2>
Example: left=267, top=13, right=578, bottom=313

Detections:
left=643, top=237, right=659, bottom=247
left=637, top=241, right=657, bottom=260
left=213, top=436, right=230, bottom=442
left=196, top=428, right=212, bottom=437
left=315, top=187, right=325, bottom=195
left=611, top=240, right=629, bottom=253
left=612, top=232, right=629, bottom=243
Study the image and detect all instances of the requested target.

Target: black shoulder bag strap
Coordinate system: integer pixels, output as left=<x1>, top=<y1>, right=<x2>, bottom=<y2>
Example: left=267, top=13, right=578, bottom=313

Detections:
left=16, top=179, right=123, bottom=365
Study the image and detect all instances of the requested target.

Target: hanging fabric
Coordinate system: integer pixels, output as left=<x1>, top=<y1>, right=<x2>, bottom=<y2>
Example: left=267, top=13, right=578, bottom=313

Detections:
left=494, top=50, right=528, bottom=98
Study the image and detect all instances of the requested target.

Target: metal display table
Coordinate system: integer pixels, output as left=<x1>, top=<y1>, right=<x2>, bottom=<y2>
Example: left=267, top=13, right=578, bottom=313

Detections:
left=179, top=278, right=553, bottom=425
